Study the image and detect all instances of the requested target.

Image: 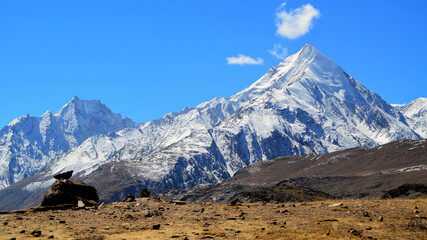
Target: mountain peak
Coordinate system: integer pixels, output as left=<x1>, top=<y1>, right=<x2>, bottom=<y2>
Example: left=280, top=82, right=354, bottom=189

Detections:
left=55, top=97, right=106, bottom=117
left=294, top=43, right=326, bottom=62
left=299, top=43, right=315, bottom=53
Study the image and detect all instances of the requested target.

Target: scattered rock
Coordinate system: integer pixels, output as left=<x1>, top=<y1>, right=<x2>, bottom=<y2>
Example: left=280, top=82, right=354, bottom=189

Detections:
left=123, top=214, right=136, bottom=220
left=59, top=220, right=66, bottom=224
left=77, top=200, right=85, bottom=209
left=152, top=224, right=161, bottom=230
left=414, top=209, right=420, bottom=213
left=329, top=203, right=344, bottom=207
left=349, top=229, right=361, bottom=236
left=98, top=202, right=105, bottom=209
left=242, top=203, right=257, bottom=207
left=194, top=208, right=205, bottom=213
left=378, top=216, right=383, bottom=221
left=229, top=199, right=241, bottom=206
left=173, top=200, right=186, bottom=205
left=122, top=194, right=136, bottom=202
left=140, top=188, right=151, bottom=198
left=362, top=211, right=370, bottom=217
left=30, top=230, right=42, bottom=237
left=121, top=223, right=131, bottom=229
left=316, top=217, right=338, bottom=222
left=331, top=207, right=347, bottom=211
left=140, top=210, right=151, bottom=217
left=48, top=235, right=55, bottom=239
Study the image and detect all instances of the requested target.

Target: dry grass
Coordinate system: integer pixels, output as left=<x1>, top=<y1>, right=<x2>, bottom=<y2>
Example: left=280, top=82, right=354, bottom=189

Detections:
left=0, top=198, right=426, bottom=239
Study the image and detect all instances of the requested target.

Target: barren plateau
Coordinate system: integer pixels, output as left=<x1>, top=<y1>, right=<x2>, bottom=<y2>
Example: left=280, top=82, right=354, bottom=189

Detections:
left=1, top=198, right=426, bottom=240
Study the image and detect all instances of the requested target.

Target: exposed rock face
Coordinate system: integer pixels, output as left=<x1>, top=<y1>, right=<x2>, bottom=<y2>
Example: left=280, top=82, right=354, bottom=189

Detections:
left=40, top=178, right=99, bottom=207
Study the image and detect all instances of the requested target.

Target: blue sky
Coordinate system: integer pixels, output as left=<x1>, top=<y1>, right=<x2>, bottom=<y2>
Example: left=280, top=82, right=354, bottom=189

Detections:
left=1, top=0, right=426, bottom=127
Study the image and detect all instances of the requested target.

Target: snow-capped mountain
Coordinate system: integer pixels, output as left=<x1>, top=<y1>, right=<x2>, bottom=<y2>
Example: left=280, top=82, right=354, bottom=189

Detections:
left=0, top=44, right=423, bottom=210
left=395, top=98, right=427, bottom=138
left=0, top=97, right=137, bottom=189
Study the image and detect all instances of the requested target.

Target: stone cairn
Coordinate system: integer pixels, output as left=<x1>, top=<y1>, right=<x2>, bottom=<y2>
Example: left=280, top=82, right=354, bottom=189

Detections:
left=40, top=170, right=99, bottom=208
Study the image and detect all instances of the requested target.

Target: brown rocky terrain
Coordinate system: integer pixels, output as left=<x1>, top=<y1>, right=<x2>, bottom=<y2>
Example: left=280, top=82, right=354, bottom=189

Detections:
left=1, top=197, right=426, bottom=240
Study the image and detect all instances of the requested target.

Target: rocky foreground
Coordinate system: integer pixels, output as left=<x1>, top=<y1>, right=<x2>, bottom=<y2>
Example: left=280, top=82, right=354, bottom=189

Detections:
left=0, top=198, right=426, bottom=240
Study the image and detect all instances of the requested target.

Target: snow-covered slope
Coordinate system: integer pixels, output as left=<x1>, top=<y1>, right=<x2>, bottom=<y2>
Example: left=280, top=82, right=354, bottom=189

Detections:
left=0, top=44, right=422, bottom=209
left=395, top=97, right=427, bottom=138
left=0, top=97, right=137, bottom=189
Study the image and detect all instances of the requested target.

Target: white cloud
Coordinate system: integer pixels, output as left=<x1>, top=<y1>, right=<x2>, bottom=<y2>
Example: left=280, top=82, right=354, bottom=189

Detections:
left=275, top=3, right=320, bottom=39
left=268, top=44, right=288, bottom=59
left=226, top=54, right=264, bottom=65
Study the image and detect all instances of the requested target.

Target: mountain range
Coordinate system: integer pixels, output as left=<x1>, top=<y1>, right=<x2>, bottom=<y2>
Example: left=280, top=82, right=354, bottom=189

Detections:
left=0, top=98, right=136, bottom=189
left=0, top=44, right=425, bottom=210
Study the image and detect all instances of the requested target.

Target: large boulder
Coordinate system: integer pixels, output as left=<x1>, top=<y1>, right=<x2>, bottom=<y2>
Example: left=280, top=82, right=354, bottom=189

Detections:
left=40, top=177, right=99, bottom=207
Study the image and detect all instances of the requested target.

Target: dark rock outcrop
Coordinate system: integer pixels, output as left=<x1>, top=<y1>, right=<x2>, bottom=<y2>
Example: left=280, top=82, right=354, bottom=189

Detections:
left=232, top=183, right=333, bottom=203
left=382, top=183, right=427, bottom=199
left=40, top=177, right=99, bottom=207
